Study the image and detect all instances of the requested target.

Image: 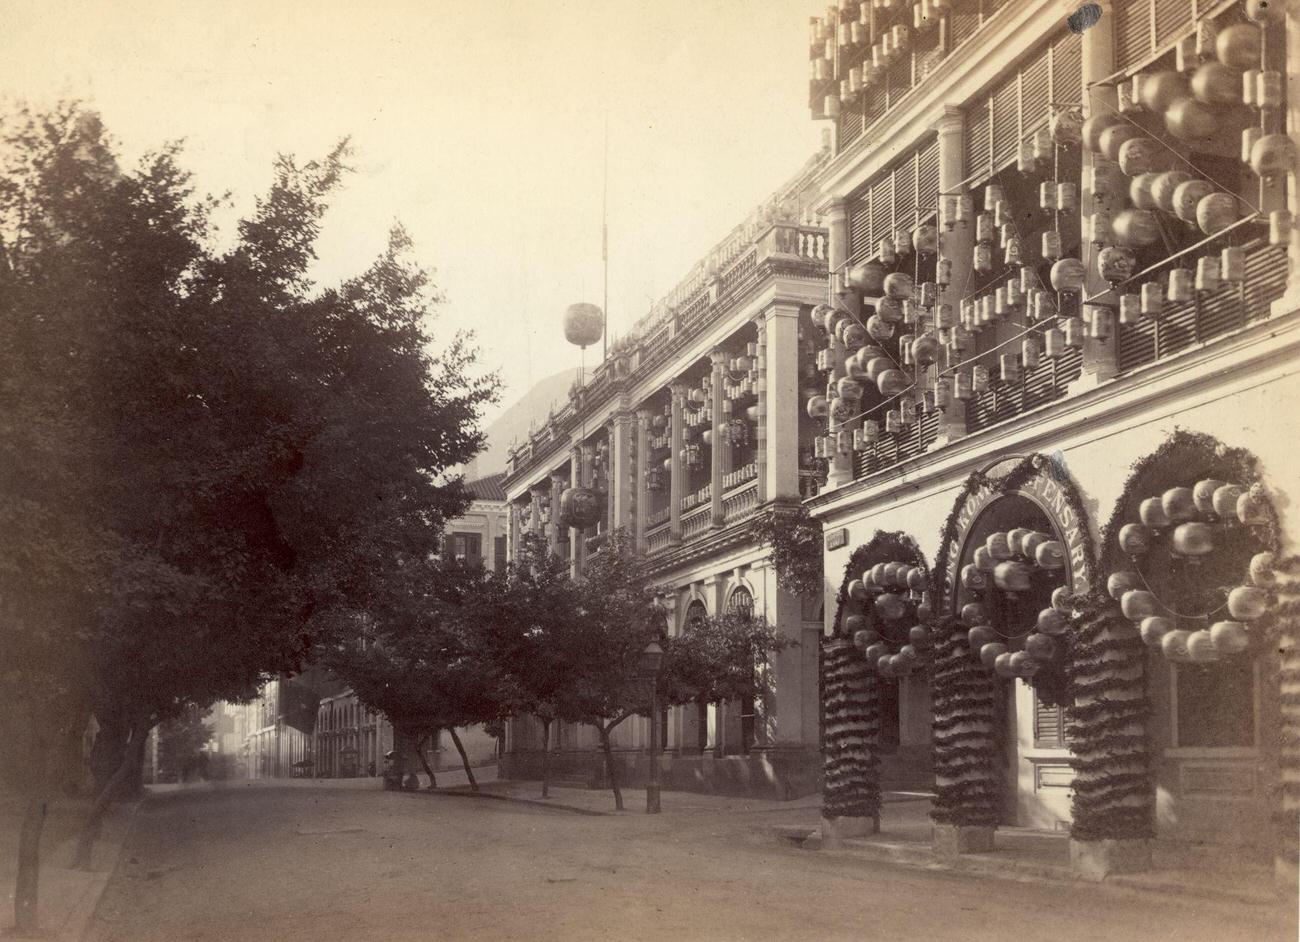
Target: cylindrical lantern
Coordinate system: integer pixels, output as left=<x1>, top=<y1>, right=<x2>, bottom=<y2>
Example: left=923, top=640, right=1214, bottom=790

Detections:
left=1041, top=230, right=1063, bottom=261
left=1141, top=282, right=1164, bottom=318
left=975, top=212, right=995, bottom=244
left=1195, top=256, right=1222, bottom=293
left=954, top=371, right=973, bottom=400
left=1022, top=336, right=1041, bottom=370
left=1044, top=327, right=1064, bottom=358
left=1118, top=293, right=1141, bottom=324
left=1167, top=269, right=1194, bottom=303
left=1221, top=246, right=1246, bottom=282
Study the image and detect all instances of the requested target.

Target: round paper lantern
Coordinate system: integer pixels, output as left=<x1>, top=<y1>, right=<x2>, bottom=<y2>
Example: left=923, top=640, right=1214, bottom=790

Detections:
left=1050, top=258, right=1086, bottom=293
left=1192, top=479, right=1227, bottom=514
left=826, top=308, right=849, bottom=337
left=1009, top=651, right=1041, bottom=677
left=563, top=303, right=604, bottom=348
left=1121, top=589, right=1159, bottom=620
left=875, top=592, right=909, bottom=620
left=916, top=598, right=933, bottom=621
left=851, top=628, right=874, bottom=650
left=1051, top=108, right=1083, bottom=144
left=884, top=272, right=914, bottom=300
left=810, top=304, right=833, bottom=332
left=1196, top=193, right=1240, bottom=235
left=865, top=643, right=889, bottom=663
left=1191, top=61, right=1242, bottom=106
left=847, top=260, right=887, bottom=294
left=973, top=546, right=996, bottom=572
left=1097, top=246, right=1138, bottom=284
left=911, top=332, right=942, bottom=367
left=1021, top=532, right=1050, bottom=560
left=1140, top=71, right=1189, bottom=113
left=913, top=224, right=939, bottom=255
left=1139, top=497, right=1172, bottom=528
left=909, top=625, right=932, bottom=647
left=1140, top=616, right=1174, bottom=646
left=1082, top=113, right=1124, bottom=153
left=1035, top=541, right=1066, bottom=569
left=837, top=377, right=865, bottom=401
left=1024, top=633, right=1057, bottom=661
left=1245, top=0, right=1285, bottom=23
left=829, top=397, right=852, bottom=421
left=866, top=314, right=895, bottom=342
left=842, top=322, right=868, bottom=349
left=1111, top=209, right=1160, bottom=248
left=1171, top=522, right=1215, bottom=556
left=1161, top=629, right=1192, bottom=661
left=1118, top=523, right=1152, bottom=555
left=1001, top=528, right=1029, bottom=557
left=1118, top=137, right=1162, bottom=176
left=968, top=625, right=997, bottom=651
left=1099, top=123, right=1142, bottom=162
left=1216, top=23, right=1262, bottom=71
left=1227, top=586, right=1269, bottom=621
left=1108, top=571, right=1142, bottom=600
left=1250, top=552, right=1277, bottom=588
left=1237, top=489, right=1271, bottom=526
left=1161, top=487, right=1198, bottom=523
left=559, top=486, right=602, bottom=528
left=1250, top=133, right=1296, bottom=178
left=981, top=642, right=1009, bottom=669
left=907, top=567, right=928, bottom=592
left=847, top=580, right=870, bottom=602
left=807, top=395, right=829, bottom=418
left=986, top=532, right=1013, bottom=561
left=1210, top=621, right=1250, bottom=654
left=961, top=601, right=988, bottom=626
left=1211, top=483, right=1245, bottom=518
left=877, top=654, right=895, bottom=674
left=1187, top=630, right=1220, bottom=662
left=1165, top=97, right=1218, bottom=141
left=1151, top=171, right=1193, bottom=213
left=962, top=563, right=989, bottom=591
left=993, top=651, right=1018, bottom=678
left=1129, top=172, right=1160, bottom=210
left=877, top=369, right=910, bottom=396
left=866, top=356, right=893, bottom=382
left=993, top=561, right=1032, bottom=592
left=1038, top=607, right=1069, bottom=637
left=1051, top=586, right=1072, bottom=613
left=883, top=562, right=909, bottom=586
left=1172, top=180, right=1217, bottom=223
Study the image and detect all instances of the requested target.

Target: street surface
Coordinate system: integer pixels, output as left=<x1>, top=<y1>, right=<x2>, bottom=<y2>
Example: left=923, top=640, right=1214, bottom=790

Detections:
left=87, top=782, right=1295, bottom=942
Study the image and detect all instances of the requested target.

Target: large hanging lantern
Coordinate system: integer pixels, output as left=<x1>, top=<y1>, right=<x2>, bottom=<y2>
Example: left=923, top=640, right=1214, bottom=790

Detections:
left=1112, top=209, right=1160, bottom=247
left=847, top=260, right=887, bottom=294
left=877, top=369, right=910, bottom=397
left=1140, top=71, right=1189, bottom=113
left=1151, top=171, right=1193, bottom=213
left=559, top=486, right=603, bottom=529
left=563, top=303, right=605, bottom=348
left=1250, top=133, right=1296, bottom=178
left=1099, top=124, right=1142, bottom=162
left=1118, top=137, right=1162, bottom=176
left=1216, top=23, right=1262, bottom=71
left=1164, top=97, right=1218, bottom=141
left=1081, top=113, right=1123, bottom=153
left=1097, top=245, right=1137, bottom=285
left=884, top=272, right=915, bottom=300
left=1196, top=193, right=1241, bottom=235
left=1172, top=179, right=1216, bottom=223
left=1049, top=258, right=1086, bottom=293
left=1191, top=61, right=1241, bottom=106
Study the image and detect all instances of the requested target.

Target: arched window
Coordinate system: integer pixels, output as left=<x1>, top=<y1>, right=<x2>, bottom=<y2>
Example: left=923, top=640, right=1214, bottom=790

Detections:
left=685, top=599, right=708, bottom=631
left=727, top=586, right=755, bottom=620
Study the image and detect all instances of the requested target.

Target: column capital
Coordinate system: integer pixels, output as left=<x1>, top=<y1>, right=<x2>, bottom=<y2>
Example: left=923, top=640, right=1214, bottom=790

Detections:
left=763, top=300, right=803, bottom=323
left=816, top=195, right=847, bottom=222
left=669, top=381, right=691, bottom=400
left=710, top=348, right=729, bottom=368
left=636, top=406, right=655, bottom=423
left=933, top=104, right=964, bottom=136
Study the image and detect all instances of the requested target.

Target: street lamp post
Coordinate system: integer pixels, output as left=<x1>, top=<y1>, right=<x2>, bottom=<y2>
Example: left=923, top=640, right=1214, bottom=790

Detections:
left=639, top=640, right=664, bottom=814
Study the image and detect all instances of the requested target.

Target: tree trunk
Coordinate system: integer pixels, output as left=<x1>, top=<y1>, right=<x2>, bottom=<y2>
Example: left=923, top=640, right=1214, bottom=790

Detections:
left=598, top=725, right=622, bottom=811
left=13, top=797, right=46, bottom=934
left=448, top=729, right=478, bottom=791
left=540, top=719, right=551, bottom=799
left=72, top=718, right=147, bottom=870
left=416, top=733, right=438, bottom=790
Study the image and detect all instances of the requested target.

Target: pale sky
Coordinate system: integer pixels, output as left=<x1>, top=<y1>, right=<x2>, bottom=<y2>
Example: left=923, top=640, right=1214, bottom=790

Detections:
left=1, top=0, right=824, bottom=428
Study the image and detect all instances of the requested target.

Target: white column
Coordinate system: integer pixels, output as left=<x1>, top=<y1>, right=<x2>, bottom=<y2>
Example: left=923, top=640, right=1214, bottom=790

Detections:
left=1274, top=2, right=1300, bottom=317
left=669, top=382, right=687, bottom=542
left=1070, top=0, right=1120, bottom=393
left=709, top=350, right=727, bottom=528
left=612, top=411, right=633, bottom=532
left=823, top=196, right=854, bottom=489
left=754, top=317, right=769, bottom=504
left=932, top=104, right=970, bottom=448
left=549, top=473, right=565, bottom=558
left=635, top=408, right=651, bottom=551
left=763, top=304, right=802, bottom=501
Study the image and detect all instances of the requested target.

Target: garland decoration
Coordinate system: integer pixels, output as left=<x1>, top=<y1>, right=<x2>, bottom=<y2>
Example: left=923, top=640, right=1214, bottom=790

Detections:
left=822, top=638, right=881, bottom=821
left=930, top=615, right=1003, bottom=828
left=751, top=502, right=823, bottom=600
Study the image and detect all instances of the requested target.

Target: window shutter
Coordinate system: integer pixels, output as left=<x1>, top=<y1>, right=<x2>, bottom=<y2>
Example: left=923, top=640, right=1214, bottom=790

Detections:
left=1051, top=30, right=1083, bottom=106
left=849, top=190, right=873, bottom=260
left=839, top=107, right=865, bottom=151
left=917, top=136, right=940, bottom=217
left=872, top=174, right=894, bottom=252
left=894, top=158, right=918, bottom=234
left=991, top=74, right=1020, bottom=169
left=1034, top=695, right=1065, bottom=747
left=1021, top=50, right=1051, bottom=133
left=1116, top=0, right=1155, bottom=70
left=965, top=97, right=991, bottom=181
left=1154, top=0, right=1194, bottom=48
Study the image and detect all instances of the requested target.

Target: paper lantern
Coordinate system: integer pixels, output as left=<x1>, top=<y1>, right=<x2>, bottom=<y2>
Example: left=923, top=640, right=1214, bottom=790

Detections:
left=960, top=601, right=988, bottom=627
left=1190, top=479, right=1226, bottom=515
left=911, top=332, right=942, bottom=367
left=563, top=303, right=605, bottom=348
left=1246, top=0, right=1285, bottom=22
left=906, top=567, right=928, bottom=593
left=1108, top=571, right=1142, bottom=600
left=884, top=272, right=914, bottom=300
left=864, top=356, right=892, bottom=383
left=1195, top=257, right=1222, bottom=293
left=1151, top=171, right=1193, bottom=213
left=1051, top=108, right=1083, bottom=144
left=837, top=377, right=865, bottom=401
left=1165, top=97, right=1218, bottom=141
left=866, top=314, right=894, bottom=342
left=1187, top=630, right=1220, bottom=662
left=1237, top=488, right=1271, bottom=525
left=1250, top=133, right=1296, bottom=178
left=1081, top=113, right=1124, bottom=153
left=993, top=561, right=1032, bottom=592
left=1140, top=282, right=1164, bottom=317
left=807, top=395, right=830, bottom=418
left=1140, top=70, right=1188, bottom=113
left=884, top=561, right=909, bottom=586
left=1089, top=211, right=1114, bottom=245
left=1037, top=608, right=1069, bottom=636
left=1021, top=531, right=1049, bottom=560
left=1161, top=487, right=1197, bottom=523
left=1006, top=528, right=1033, bottom=557
left=1221, top=246, right=1247, bottom=282
left=1139, top=616, right=1174, bottom=646
left=1121, top=589, right=1158, bottom=620
left=875, top=592, right=909, bottom=620
left=1118, top=523, right=1152, bottom=555
left=1216, top=23, right=1262, bottom=71
left=1010, top=651, right=1041, bottom=677
left=1211, top=621, right=1251, bottom=655
left=898, top=645, right=921, bottom=665
left=993, top=651, right=1017, bottom=678
left=1099, top=124, right=1142, bottom=162
left=973, top=545, right=996, bottom=573
left=1271, top=210, right=1294, bottom=246
left=984, top=532, right=1011, bottom=561
left=1119, top=293, right=1141, bottom=324
left=1172, top=179, right=1216, bottom=223
left=1097, top=246, right=1137, bottom=285
left=877, top=297, right=906, bottom=325
left=910, top=624, right=932, bottom=648
left=1228, top=586, right=1269, bottom=621
left=1258, top=71, right=1284, bottom=110
left=1250, top=552, right=1276, bottom=587
left=1118, top=137, right=1161, bottom=176
left=1191, top=61, right=1241, bottom=106
left=1129, top=172, right=1160, bottom=210
left=1035, top=541, right=1066, bottom=569
left=1064, top=317, right=1084, bottom=349
left=1197, top=193, right=1241, bottom=235
left=559, top=486, right=602, bottom=529
left=1051, top=585, right=1071, bottom=613
left=1112, top=210, right=1160, bottom=247
left=842, top=322, right=868, bottom=349
left=980, top=642, right=1008, bottom=669
left=1049, top=258, right=1086, bottom=292
left=862, top=643, right=888, bottom=665
left=877, top=369, right=910, bottom=396
left=961, top=563, right=988, bottom=591
left=1022, top=337, right=1041, bottom=371
left=913, top=224, right=939, bottom=255
left=876, top=654, right=895, bottom=675
left=1171, top=522, right=1215, bottom=556
left=1161, top=629, right=1192, bottom=661
left=1212, top=483, right=1245, bottom=517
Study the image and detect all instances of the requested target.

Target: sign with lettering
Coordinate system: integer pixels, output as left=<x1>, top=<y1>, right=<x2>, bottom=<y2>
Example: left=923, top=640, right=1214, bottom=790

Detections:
left=825, top=527, right=848, bottom=550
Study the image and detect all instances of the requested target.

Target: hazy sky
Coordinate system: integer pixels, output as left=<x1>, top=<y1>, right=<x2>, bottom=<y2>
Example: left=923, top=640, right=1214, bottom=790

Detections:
left=2, top=0, right=824, bottom=427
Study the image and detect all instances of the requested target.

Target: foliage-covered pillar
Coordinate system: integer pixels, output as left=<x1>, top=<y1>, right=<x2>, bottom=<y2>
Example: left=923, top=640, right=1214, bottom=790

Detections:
left=1065, top=596, right=1153, bottom=877
left=930, top=618, right=1000, bottom=853
left=1268, top=555, right=1300, bottom=890
left=821, top=638, right=880, bottom=841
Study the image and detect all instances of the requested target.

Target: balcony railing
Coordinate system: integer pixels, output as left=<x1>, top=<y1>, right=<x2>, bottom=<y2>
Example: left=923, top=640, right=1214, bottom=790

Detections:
left=722, top=462, right=758, bottom=491
left=681, top=504, right=713, bottom=540
left=645, top=522, right=672, bottom=557
left=722, top=479, right=759, bottom=523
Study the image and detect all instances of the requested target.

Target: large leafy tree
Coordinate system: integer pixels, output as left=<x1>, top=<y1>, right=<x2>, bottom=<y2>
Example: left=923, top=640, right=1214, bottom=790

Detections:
left=0, top=104, right=492, bottom=930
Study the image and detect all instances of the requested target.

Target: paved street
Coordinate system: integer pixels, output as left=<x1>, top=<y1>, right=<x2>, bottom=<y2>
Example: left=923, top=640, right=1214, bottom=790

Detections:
left=85, top=782, right=1295, bottom=942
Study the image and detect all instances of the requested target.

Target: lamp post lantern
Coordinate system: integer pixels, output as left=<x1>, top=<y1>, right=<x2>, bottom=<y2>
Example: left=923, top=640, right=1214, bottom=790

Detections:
left=638, top=639, right=665, bottom=814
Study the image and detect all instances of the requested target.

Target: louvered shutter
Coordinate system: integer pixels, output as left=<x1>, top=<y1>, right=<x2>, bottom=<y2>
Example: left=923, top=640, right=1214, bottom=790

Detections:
left=1154, top=0, right=1194, bottom=48
left=990, top=74, right=1020, bottom=169
left=894, top=157, right=918, bottom=234
left=1051, top=30, right=1083, bottom=105
left=1034, top=695, right=1065, bottom=748
left=917, top=136, right=940, bottom=217
left=849, top=190, right=873, bottom=260
left=965, top=97, right=991, bottom=181
left=839, top=107, right=865, bottom=151
left=1021, top=49, right=1051, bottom=133
left=1116, top=0, right=1154, bottom=70
left=872, top=174, right=894, bottom=252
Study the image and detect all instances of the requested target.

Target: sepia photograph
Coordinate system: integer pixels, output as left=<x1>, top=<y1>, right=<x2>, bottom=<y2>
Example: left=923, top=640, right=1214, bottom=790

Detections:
left=1, top=1, right=1299, bottom=939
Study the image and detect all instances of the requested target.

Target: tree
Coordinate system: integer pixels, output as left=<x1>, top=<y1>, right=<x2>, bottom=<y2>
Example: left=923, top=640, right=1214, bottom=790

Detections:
left=0, top=103, right=493, bottom=930
left=156, top=707, right=213, bottom=782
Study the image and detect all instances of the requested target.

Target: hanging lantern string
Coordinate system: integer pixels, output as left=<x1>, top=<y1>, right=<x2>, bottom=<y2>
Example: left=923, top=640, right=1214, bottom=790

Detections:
left=1085, top=88, right=1262, bottom=216
left=937, top=316, right=1056, bottom=382
left=1080, top=211, right=1262, bottom=306
left=828, top=383, right=917, bottom=433
left=1133, top=562, right=1228, bottom=621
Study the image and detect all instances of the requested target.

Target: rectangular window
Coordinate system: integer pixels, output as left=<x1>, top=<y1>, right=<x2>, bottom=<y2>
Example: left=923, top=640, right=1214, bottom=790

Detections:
left=493, top=535, right=507, bottom=572
left=1033, top=693, right=1066, bottom=749
left=450, top=532, right=482, bottom=567
left=1175, top=661, right=1257, bottom=749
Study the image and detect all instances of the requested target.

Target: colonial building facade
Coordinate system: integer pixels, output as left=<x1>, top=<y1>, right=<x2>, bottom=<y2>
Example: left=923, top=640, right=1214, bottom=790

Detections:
left=500, top=147, right=835, bottom=798
left=803, top=0, right=1299, bottom=882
